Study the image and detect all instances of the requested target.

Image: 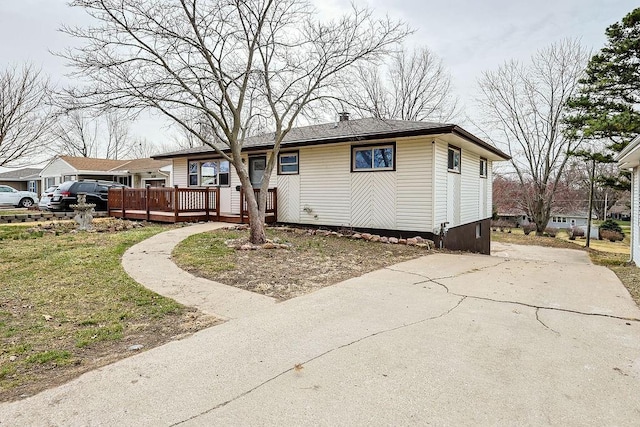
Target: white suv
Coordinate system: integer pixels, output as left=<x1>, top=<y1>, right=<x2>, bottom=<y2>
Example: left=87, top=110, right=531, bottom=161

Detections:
left=0, top=185, right=39, bottom=208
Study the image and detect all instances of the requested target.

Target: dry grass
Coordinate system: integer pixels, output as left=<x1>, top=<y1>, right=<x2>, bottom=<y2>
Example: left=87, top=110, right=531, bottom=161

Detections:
left=0, top=220, right=218, bottom=402
left=173, top=227, right=431, bottom=301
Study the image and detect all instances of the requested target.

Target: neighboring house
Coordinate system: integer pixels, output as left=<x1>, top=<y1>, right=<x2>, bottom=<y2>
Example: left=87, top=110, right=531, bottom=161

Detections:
left=496, top=211, right=530, bottom=227
left=154, top=117, right=510, bottom=254
left=617, top=135, right=640, bottom=266
left=40, top=156, right=172, bottom=189
left=0, top=168, right=42, bottom=195
left=548, top=212, right=588, bottom=229
left=608, top=200, right=631, bottom=221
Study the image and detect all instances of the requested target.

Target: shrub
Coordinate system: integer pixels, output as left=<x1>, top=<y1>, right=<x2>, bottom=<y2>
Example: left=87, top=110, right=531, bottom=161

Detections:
left=600, top=219, right=624, bottom=236
left=522, top=223, right=536, bottom=235
left=544, top=227, right=558, bottom=237
left=600, top=229, right=624, bottom=242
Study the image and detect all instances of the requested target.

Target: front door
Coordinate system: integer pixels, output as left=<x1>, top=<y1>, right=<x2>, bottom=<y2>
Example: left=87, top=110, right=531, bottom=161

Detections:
left=249, top=156, right=266, bottom=187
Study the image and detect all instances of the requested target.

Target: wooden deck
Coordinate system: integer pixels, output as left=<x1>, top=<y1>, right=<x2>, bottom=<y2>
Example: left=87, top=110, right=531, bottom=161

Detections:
left=107, top=186, right=277, bottom=224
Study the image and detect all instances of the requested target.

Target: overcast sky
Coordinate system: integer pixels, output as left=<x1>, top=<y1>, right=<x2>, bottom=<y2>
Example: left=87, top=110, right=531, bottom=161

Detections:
left=0, top=0, right=634, bottom=168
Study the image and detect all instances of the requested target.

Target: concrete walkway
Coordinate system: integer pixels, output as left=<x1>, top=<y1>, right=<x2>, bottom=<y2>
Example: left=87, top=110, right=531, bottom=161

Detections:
left=121, top=222, right=276, bottom=320
left=2, top=235, right=640, bottom=426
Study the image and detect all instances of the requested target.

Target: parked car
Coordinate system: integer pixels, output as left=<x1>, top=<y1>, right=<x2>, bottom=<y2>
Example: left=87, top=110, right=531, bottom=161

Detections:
left=38, top=186, right=58, bottom=210
left=0, top=185, right=39, bottom=208
left=49, top=180, right=127, bottom=212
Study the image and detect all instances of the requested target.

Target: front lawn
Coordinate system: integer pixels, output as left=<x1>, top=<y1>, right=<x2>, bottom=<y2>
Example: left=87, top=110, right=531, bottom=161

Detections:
left=0, top=220, right=217, bottom=401
left=173, top=227, right=431, bottom=301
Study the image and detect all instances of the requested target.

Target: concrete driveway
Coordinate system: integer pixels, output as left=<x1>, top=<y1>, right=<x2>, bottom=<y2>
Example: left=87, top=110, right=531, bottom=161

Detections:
left=1, top=241, right=639, bottom=426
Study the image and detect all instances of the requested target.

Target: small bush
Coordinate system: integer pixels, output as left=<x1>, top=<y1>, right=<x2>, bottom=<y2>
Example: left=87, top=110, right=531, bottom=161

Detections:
left=600, top=229, right=624, bottom=242
left=544, top=227, right=558, bottom=237
left=522, top=224, right=536, bottom=235
left=600, top=219, right=625, bottom=236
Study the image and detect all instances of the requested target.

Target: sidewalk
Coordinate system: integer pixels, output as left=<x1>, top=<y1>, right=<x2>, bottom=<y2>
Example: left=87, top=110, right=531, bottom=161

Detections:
left=121, top=222, right=276, bottom=320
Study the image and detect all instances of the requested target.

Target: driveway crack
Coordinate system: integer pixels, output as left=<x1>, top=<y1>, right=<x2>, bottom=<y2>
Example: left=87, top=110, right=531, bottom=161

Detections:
left=170, top=296, right=467, bottom=426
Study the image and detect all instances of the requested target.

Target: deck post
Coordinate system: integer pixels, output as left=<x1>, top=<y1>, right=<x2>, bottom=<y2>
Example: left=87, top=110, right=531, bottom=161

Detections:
left=205, top=188, right=210, bottom=221
left=121, top=187, right=126, bottom=219
left=215, top=187, right=221, bottom=220
left=273, top=188, right=278, bottom=223
left=174, top=185, right=179, bottom=223
left=145, top=185, right=150, bottom=221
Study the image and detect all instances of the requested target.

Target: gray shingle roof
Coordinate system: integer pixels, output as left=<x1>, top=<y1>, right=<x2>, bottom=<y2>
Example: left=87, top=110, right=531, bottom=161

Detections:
left=0, top=167, right=42, bottom=180
left=153, top=117, right=510, bottom=160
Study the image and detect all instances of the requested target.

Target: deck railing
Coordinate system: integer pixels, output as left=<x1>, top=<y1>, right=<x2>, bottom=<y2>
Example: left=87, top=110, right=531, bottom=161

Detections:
left=240, top=187, right=278, bottom=223
left=108, top=185, right=276, bottom=223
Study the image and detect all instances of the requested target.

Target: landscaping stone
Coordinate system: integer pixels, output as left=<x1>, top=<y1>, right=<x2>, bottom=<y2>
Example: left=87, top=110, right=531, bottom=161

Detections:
left=128, top=344, right=144, bottom=351
left=399, top=238, right=407, bottom=244
left=262, top=243, right=276, bottom=249
left=352, top=233, right=362, bottom=239
left=406, top=238, right=418, bottom=246
left=370, top=235, right=381, bottom=242
left=380, top=236, right=389, bottom=243
left=389, top=237, right=399, bottom=244
left=361, top=233, right=373, bottom=241
left=240, top=244, right=253, bottom=251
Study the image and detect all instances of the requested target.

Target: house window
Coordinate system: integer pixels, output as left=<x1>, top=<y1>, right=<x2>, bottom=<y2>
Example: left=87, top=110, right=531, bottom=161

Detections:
left=480, top=158, right=487, bottom=178
left=278, top=152, right=299, bottom=174
left=188, top=160, right=230, bottom=186
left=116, top=176, right=131, bottom=186
left=63, top=175, right=76, bottom=182
left=448, top=146, right=461, bottom=173
left=352, top=144, right=394, bottom=171
left=45, top=177, right=55, bottom=188
left=27, top=181, right=37, bottom=193
left=476, top=223, right=482, bottom=239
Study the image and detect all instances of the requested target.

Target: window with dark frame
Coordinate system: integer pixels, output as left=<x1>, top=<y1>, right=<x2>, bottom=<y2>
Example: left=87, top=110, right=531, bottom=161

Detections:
left=448, top=146, right=461, bottom=173
left=352, top=145, right=394, bottom=171
left=480, top=158, right=487, bottom=178
left=278, top=152, right=299, bottom=174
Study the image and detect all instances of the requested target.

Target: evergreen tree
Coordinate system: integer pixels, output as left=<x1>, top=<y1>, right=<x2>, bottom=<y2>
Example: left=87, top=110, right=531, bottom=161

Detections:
left=565, top=8, right=640, bottom=189
left=566, top=8, right=640, bottom=155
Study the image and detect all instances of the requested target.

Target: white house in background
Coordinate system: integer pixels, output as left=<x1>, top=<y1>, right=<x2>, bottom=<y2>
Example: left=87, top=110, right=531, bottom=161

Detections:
left=617, top=135, right=640, bottom=266
left=154, top=117, right=510, bottom=254
left=40, top=156, right=172, bottom=189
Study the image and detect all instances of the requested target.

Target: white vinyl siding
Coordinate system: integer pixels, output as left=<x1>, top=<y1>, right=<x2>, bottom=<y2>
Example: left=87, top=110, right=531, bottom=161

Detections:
left=396, top=138, right=432, bottom=231
left=633, top=167, right=639, bottom=266
left=433, top=140, right=448, bottom=228
left=172, top=158, right=188, bottom=187
left=299, top=145, right=351, bottom=226
left=350, top=172, right=396, bottom=229
left=40, top=159, right=77, bottom=186
left=277, top=174, right=300, bottom=223
left=485, top=160, right=493, bottom=218
left=460, top=149, right=479, bottom=224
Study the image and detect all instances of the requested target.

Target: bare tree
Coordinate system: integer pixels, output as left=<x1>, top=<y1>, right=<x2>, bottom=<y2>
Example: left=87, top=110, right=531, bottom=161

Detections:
left=54, top=110, right=100, bottom=157
left=477, top=39, right=589, bottom=235
left=53, top=110, right=138, bottom=159
left=104, top=113, right=131, bottom=160
left=61, top=0, right=409, bottom=243
left=343, top=47, right=458, bottom=122
left=0, top=64, right=55, bottom=166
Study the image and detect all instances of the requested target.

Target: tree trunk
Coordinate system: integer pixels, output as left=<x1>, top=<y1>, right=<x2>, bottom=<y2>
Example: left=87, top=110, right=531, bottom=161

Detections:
left=233, top=158, right=266, bottom=245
